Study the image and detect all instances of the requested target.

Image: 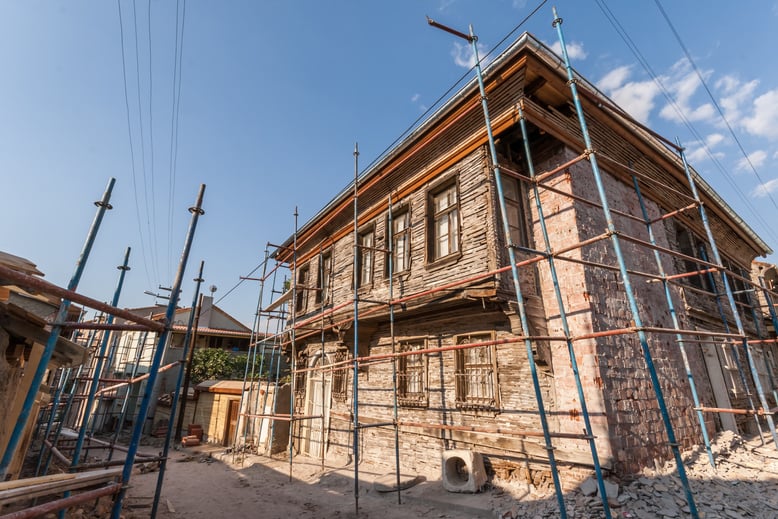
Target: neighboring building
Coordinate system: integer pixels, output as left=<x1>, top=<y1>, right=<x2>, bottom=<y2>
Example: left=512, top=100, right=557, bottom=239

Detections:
left=84, top=296, right=253, bottom=434
left=271, top=32, right=777, bottom=485
left=0, top=252, right=86, bottom=480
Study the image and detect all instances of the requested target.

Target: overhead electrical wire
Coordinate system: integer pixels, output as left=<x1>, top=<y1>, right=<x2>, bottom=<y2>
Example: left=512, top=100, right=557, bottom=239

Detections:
left=131, top=0, right=160, bottom=286
left=167, top=0, right=187, bottom=279
left=117, top=0, right=153, bottom=290
left=593, top=0, right=778, bottom=248
left=147, top=0, right=161, bottom=284
left=653, top=0, right=778, bottom=214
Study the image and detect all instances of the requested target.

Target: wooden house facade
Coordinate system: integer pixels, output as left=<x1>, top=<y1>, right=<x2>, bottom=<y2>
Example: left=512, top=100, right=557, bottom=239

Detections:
left=272, top=33, right=776, bottom=482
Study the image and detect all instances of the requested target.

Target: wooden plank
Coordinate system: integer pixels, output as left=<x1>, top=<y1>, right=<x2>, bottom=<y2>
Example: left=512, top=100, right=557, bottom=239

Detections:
left=0, top=473, right=75, bottom=492
left=0, top=468, right=122, bottom=507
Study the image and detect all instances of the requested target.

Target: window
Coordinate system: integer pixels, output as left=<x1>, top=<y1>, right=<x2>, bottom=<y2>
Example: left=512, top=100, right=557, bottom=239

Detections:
left=455, top=333, right=498, bottom=410
left=295, top=265, right=309, bottom=314
left=718, top=341, right=745, bottom=398
left=722, top=258, right=751, bottom=308
left=429, top=182, right=460, bottom=261
left=357, top=229, right=374, bottom=288
left=316, top=252, right=332, bottom=305
left=397, top=340, right=428, bottom=407
left=389, top=208, right=411, bottom=274
left=676, top=228, right=711, bottom=291
left=332, top=350, right=349, bottom=402
left=503, top=177, right=528, bottom=247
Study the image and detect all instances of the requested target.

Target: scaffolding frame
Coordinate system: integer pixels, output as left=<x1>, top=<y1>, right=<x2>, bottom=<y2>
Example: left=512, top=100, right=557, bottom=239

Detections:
left=240, top=10, right=778, bottom=519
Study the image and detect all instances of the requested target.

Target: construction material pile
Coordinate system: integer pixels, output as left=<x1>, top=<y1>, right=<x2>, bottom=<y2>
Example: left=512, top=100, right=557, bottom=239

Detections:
left=492, top=431, right=778, bottom=519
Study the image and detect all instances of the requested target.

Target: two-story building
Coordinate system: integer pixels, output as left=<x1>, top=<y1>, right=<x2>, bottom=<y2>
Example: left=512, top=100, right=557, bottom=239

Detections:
left=271, top=31, right=776, bottom=486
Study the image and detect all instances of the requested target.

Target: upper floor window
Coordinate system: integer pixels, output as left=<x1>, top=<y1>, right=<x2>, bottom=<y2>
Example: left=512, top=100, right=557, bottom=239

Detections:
left=389, top=208, right=411, bottom=274
left=455, top=332, right=499, bottom=410
left=357, top=229, right=374, bottom=288
left=397, top=339, right=428, bottom=407
left=503, top=177, right=528, bottom=248
left=316, top=252, right=332, bottom=305
left=295, top=264, right=309, bottom=314
left=676, top=227, right=711, bottom=291
left=429, top=182, right=460, bottom=261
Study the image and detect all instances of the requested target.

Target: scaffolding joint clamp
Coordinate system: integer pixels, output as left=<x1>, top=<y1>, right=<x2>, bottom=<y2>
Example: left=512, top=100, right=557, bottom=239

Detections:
left=552, top=17, right=563, bottom=28
left=566, top=78, right=578, bottom=86
left=583, top=148, right=595, bottom=159
left=94, top=201, right=113, bottom=210
left=189, top=206, right=205, bottom=216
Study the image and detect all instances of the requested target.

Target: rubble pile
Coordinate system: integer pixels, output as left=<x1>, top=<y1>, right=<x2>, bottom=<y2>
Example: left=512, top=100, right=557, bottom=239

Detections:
left=492, top=431, right=778, bottom=519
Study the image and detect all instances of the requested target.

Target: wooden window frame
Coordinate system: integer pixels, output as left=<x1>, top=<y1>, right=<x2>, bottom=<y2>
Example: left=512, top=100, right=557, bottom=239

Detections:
left=454, top=332, right=500, bottom=411
left=331, top=349, right=349, bottom=402
left=315, top=251, right=332, bottom=306
left=357, top=225, right=376, bottom=289
left=676, top=227, right=712, bottom=292
left=397, top=338, right=428, bottom=407
left=427, top=179, right=461, bottom=264
left=503, top=176, right=529, bottom=248
left=387, top=206, right=411, bottom=275
left=295, top=264, right=310, bottom=314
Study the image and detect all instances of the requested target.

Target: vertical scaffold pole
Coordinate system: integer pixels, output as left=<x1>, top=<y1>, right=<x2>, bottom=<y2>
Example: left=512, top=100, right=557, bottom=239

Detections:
left=552, top=9, right=699, bottom=516
left=698, top=248, right=764, bottom=440
left=39, top=329, right=98, bottom=476
left=288, top=208, right=299, bottom=482
left=517, top=103, right=612, bottom=516
left=432, top=20, right=569, bottom=515
left=34, top=368, right=70, bottom=476
left=351, top=143, right=361, bottom=516
left=71, top=247, right=132, bottom=470
left=743, top=273, right=778, bottom=405
left=108, top=327, right=150, bottom=462
left=632, top=176, right=715, bottom=468
left=0, top=177, right=115, bottom=480
left=111, top=183, right=205, bottom=519
left=758, top=275, right=778, bottom=403
left=388, top=194, right=402, bottom=505
left=245, top=250, right=270, bottom=456
left=677, top=143, right=778, bottom=448
left=151, top=260, right=205, bottom=518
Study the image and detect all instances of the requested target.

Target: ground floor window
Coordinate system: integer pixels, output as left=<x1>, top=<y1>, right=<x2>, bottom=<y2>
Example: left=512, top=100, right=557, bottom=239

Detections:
left=397, top=339, right=428, bottom=407
left=455, top=332, right=499, bottom=410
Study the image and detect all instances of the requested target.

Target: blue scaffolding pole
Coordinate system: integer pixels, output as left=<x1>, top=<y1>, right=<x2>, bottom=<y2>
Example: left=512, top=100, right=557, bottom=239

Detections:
left=70, top=247, right=132, bottom=470
left=0, top=177, right=115, bottom=480
left=110, top=184, right=205, bottom=519
left=677, top=143, right=778, bottom=448
left=632, top=176, right=715, bottom=468
left=517, top=102, right=613, bottom=516
left=552, top=8, right=699, bottom=517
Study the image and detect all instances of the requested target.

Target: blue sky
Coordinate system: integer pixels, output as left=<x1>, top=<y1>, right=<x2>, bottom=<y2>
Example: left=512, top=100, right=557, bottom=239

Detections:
left=1, top=1, right=776, bottom=327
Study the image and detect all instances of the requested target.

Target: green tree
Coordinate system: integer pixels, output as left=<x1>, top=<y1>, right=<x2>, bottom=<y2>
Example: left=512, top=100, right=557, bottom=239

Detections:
left=190, top=348, right=234, bottom=384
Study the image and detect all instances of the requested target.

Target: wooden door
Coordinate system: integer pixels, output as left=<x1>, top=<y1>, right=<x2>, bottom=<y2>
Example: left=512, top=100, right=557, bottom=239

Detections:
left=303, top=359, right=331, bottom=458
left=224, top=399, right=240, bottom=447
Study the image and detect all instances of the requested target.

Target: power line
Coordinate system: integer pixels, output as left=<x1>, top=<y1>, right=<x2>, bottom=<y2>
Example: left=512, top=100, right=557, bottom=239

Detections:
left=653, top=0, right=778, bottom=214
left=147, top=0, right=160, bottom=283
left=131, top=0, right=159, bottom=286
left=167, top=0, right=187, bottom=280
left=117, top=0, right=153, bottom=290
left=592, top=0, right=778, bottom=248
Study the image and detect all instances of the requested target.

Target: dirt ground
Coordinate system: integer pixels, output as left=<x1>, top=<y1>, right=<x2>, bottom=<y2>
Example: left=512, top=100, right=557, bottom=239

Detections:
left=119, top=431, right=778, bottom=519
left=123, top=446, right=494, bottom=519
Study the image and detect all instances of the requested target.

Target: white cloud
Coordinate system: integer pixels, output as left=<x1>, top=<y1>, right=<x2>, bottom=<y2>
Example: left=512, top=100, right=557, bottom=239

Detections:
left=716, top=75, right=759, bottom=124
left=512, top=0, right=528, bottom=8
left=736, top=150, right=767, bottom=171
left=741, top=89, right=778, bottom=140
left=450, top=41, right=490, bottom=69
left=752, top=178, right=778, bottom=198
left=658, top=58, right=716, bottom=124
left=549, top=40, right=588, bottom=61
left=685, top=133, right=726, bottom=163
left=595, top=64, right=660, bottom=123
left=411, top=93, right=421, bottom=103
left=597, top=65, right=632, bottom=92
